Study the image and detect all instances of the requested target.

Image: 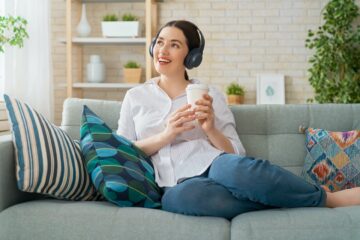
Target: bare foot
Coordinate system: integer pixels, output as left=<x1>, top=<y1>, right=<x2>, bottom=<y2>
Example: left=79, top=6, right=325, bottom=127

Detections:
left=326, top=187, right=360, bottom=208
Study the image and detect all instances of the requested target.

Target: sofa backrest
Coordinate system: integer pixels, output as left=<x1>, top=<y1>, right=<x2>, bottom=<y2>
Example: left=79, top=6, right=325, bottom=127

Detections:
left=61, top=98, right=360, bottom=176
left=229, top=104, right=360, bottom=175
left=61, top=98, right=121, bottom=139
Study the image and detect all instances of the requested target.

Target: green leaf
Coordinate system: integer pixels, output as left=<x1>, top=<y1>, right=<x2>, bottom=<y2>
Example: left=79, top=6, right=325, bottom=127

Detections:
left=305, top=0, right=360, bottom=103
left=0, top=15, right=28, bottom=53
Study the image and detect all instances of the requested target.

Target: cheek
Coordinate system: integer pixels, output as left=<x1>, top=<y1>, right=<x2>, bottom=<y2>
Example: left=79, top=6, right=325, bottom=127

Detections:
left=175, top=51, right=188, bottom=63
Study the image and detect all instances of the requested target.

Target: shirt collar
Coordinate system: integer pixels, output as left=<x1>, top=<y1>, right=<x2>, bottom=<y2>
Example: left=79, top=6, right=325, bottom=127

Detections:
left=146, top=77, right=200, bottom=85
left=145, top=77, right=201, bottom=100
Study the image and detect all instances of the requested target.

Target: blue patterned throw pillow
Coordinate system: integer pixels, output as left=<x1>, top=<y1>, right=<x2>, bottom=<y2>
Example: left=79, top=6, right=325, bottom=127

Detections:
left=3, top=94, right=100, bottom=200
left=80, top=105, right=161, bottom=208
left=302, top=127, right=360, bottom=192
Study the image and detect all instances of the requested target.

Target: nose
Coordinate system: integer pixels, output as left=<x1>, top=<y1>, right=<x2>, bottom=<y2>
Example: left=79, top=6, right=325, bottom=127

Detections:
left=157, top=43, right=169, bottom=56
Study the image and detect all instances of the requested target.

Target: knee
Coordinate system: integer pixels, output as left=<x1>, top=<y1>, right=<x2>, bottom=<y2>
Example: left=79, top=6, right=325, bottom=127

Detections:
left=209, top=154, right=269, bottom=186
left=161, top=179, right=245, bottom=219
left=210, top=154, right=248, bottom=178
left=161, top=181, right=203, bottom=215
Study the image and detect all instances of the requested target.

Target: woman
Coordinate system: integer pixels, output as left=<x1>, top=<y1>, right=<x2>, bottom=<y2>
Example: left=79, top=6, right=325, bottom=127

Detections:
left=117, top=20, right=360, bottom=219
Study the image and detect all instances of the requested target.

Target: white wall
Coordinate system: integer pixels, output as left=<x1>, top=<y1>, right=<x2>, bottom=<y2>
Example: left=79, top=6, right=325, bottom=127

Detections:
left=51, top=0, right=360, bottom=124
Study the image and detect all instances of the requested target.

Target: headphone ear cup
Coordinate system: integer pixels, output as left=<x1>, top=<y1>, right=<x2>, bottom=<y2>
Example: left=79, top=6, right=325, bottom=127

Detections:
left=149, top=38, right=156, bottom=58
left=184, top=49, right=203, bottom=69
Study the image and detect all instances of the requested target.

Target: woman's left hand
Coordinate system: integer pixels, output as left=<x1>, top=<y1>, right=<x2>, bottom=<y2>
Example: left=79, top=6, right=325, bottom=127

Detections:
left=194, top=93, right=215, bottom=133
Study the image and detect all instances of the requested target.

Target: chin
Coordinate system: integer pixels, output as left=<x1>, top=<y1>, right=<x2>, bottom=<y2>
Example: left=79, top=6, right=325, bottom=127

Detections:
left=155, top=65, right=171, bottom=76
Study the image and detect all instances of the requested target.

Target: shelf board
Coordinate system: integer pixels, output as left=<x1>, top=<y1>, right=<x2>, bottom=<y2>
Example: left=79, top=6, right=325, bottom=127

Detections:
left=72, top=82, right=140, bottom=89
left=82, top=0, right=144, bottom=2
left=81, top=0, right=163, bottom=2
left=60, top=37, right=146, bottom=45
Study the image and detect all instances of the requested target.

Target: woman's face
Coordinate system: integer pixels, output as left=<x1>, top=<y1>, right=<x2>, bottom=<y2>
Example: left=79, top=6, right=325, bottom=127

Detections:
left=153, top=26, right=189, bottom=77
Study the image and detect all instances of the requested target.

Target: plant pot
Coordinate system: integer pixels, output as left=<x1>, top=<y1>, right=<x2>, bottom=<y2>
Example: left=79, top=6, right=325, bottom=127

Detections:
left=101, top=21, right=141, bottom=37
left=227, top=95, right=244, bottom=105
left=123, top=68, right=142, bottom=83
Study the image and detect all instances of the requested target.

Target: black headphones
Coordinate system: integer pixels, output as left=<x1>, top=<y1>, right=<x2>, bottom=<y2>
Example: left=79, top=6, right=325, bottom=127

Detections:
left=149, top=27, right=205, bottom=69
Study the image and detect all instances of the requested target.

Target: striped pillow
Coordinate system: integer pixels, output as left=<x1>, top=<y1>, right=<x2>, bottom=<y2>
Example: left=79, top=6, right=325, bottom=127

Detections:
left=3, top=94, right=100, bottom=200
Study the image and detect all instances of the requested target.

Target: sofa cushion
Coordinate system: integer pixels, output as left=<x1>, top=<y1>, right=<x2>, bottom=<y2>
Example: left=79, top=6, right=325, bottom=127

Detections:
left=0, top=200, right=230, bottom=240
left=301, top=128, right=360, bottom=191
left=231, top=207, right=360, bottom=240
left=61, top=98, right=121, bottom=140
left=3, top=94, right=99, bottom=200
left=80, top=105, right=161, bottom=208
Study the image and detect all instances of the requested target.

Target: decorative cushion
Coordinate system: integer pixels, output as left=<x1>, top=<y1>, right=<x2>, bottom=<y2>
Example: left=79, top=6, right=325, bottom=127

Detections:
left=3, top=94, right=100, bottom=200
left=80, top=105, right=161, bottom=208
left=301, top=127, right=360, bottom=191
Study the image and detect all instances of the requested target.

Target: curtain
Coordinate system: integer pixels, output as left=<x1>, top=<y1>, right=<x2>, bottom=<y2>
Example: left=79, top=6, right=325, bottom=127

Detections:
left=0, top=0, right=4, bottom=94
left=1, top=0, right=53, bottom=121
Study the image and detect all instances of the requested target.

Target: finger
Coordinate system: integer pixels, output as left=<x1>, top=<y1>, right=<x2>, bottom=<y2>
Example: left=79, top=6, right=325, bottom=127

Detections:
left=174, top=115, right=196, bottom=127
left=171, top=110, right=195, bottom=122
left=196, top=113, right=212, bottom=120
left=203, top=94, right=213, bottom=103
left=175, top=104, right=192, bottom=113
left=194, top=105, right=211, bottom=113
left=196, top=99, right=213, bottom=107
left=178, top=124, right=195, bottom=132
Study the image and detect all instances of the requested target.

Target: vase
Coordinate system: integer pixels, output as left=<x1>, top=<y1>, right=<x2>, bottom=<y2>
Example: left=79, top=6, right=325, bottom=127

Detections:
left=76, top=4, right=91, bottom=37
left=87, top=55, right=105, bottom=83
left=227, top=95, right=244, bottom=105
left=123, top=68, right=142, bottom=83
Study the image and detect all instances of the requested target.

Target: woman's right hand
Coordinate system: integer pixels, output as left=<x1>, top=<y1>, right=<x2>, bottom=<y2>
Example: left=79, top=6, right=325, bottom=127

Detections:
left=162, top=104, right=196, bottom=143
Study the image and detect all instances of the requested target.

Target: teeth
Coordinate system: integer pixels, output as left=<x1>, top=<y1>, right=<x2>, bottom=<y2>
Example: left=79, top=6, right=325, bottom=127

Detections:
left=159, top=58, right=171, bottom=63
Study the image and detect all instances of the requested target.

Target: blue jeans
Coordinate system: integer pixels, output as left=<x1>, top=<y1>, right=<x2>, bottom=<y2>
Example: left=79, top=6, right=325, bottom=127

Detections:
left=161, top=153, right=327, bottom=219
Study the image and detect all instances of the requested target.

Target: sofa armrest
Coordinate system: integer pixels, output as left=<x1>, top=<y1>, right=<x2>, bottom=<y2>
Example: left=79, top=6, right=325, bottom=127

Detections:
left=0, top=135, right=35, bottom=212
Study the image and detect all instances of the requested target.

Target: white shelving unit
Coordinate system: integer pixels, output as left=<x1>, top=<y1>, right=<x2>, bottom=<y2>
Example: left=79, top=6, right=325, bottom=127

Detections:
left=64, top=0, right=158, bottom=97
left=72, top=82, right=140, bottom=89
left=60, top=37, right=146, bottom=45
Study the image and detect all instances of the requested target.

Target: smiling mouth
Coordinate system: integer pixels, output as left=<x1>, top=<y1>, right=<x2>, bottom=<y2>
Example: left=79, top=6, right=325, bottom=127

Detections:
left=158, top=58, right=172, bottom=65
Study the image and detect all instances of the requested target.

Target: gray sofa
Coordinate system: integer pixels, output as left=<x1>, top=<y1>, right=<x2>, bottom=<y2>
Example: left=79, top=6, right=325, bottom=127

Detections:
left=0, top=98, right=359, bottom=240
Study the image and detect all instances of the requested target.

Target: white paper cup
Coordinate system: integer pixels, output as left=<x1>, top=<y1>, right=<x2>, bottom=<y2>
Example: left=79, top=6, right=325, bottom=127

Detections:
left=186, top=84, right=209, bottom=109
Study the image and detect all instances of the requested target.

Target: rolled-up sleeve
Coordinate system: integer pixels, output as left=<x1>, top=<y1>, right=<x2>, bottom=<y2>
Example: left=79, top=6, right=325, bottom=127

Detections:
left=210, top=88, right=246, bottom=156
left=116, top=91, right=137, bottom=141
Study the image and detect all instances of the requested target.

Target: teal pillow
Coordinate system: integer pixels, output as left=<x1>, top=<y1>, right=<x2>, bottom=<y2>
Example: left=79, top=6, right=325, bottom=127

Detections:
left=3, top=94, right=100, bottom=200
left=80, top=105, right=161, bottom=208
left=302, top=127, right=360, bottom=192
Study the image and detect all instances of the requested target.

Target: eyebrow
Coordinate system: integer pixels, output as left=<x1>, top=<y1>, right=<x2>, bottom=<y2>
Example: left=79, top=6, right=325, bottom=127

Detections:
left=157, top=37, right=183, bottom=45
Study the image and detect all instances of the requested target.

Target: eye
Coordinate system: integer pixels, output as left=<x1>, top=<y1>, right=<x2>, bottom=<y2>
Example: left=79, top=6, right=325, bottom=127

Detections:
left=171, top=43, right=180, bottom=48
left=156, top=40, right=164, bottom=46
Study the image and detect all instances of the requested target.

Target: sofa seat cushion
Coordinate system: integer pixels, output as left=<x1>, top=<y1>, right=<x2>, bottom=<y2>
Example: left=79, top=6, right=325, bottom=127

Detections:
left=0, top=200, right=230, bottom=240
left=231, top=207, right=360, bottom=240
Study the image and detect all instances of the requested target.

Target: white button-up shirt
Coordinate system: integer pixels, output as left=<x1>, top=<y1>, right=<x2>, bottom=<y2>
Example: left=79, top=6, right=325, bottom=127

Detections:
left=117, top=77, right=245, bottom=187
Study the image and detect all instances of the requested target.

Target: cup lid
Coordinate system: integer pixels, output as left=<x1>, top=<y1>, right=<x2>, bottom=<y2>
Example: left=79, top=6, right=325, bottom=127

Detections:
left=186, top=84, right=209, bottom=90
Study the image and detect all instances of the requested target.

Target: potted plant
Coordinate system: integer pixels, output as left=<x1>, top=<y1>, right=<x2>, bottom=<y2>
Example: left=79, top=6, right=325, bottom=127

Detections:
left=123, top=60, right=141, bottom=83
left=0, top=15, right=29, bottom=53
left=305, top=0, right=360, bottom=103
left=226, top=82, right=245, bottom=105
left=101, top=13, right=140, bottom=38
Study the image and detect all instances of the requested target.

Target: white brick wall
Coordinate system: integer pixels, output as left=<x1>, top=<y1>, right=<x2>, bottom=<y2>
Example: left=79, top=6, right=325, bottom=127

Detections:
left=51, top=0, right=360, bottom=124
